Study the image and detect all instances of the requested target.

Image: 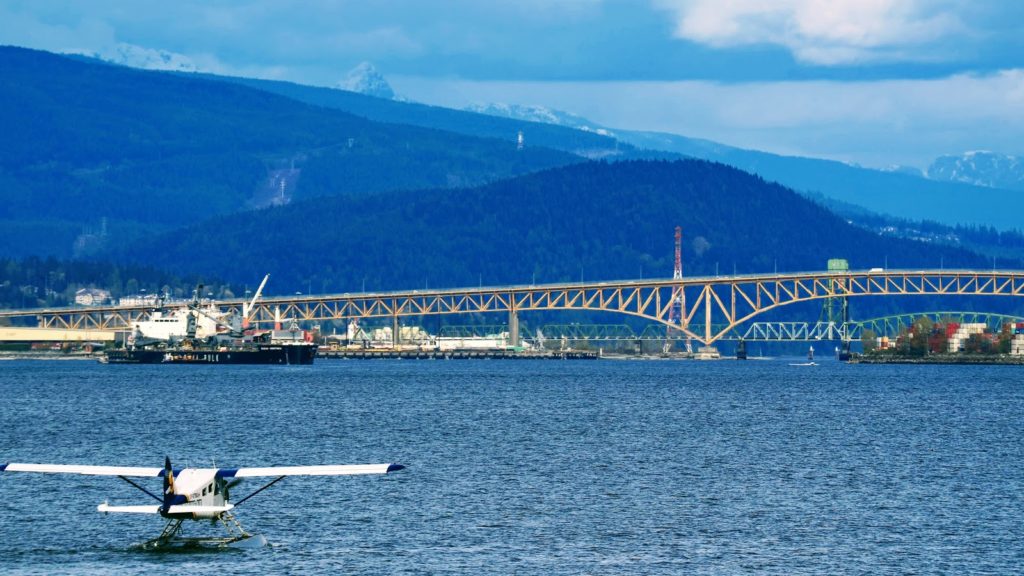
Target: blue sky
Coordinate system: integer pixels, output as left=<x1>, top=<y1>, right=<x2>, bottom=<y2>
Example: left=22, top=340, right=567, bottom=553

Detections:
left=2, top=0, right=1022, bottom=168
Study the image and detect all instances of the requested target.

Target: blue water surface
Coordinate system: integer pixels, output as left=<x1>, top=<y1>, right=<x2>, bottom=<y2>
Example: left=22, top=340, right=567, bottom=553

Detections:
left=0, top=358, right=1022, bottom=574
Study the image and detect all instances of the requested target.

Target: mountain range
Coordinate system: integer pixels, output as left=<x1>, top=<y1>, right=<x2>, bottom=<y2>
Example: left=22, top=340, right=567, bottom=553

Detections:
left=2, top=46, right=1021, bottom=318
left=925, top=151, right=1024, bottom=191
left=71, top=48, right=1024, bottom=223
left=202, top=69, right=1024, bottom=230
left=116, top=160, right=995, bottom=295
left=0, top=46, right=583, bottom=257
left=464, top=104, right=1024, bottom=229
left=192, top=71, right=629, bottom=159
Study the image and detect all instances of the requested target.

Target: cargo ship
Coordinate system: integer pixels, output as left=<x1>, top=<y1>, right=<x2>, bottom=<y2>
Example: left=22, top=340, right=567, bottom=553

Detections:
left=103, top=338, right=317, bottom=365
left=102, top=277, right=317, bottom=365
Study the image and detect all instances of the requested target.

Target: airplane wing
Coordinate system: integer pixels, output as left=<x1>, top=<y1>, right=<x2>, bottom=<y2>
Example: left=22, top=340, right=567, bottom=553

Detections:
left=218, top=463, right=405, bottom=478
left=1, top=463, right=163, bottom=477
left=2, top=462, right=406, bottom=478
left=96, top=503, right=236, bottom=514
left=97, top=504, right=161, bottom=514
left=166, top=504, right=235, bottom=514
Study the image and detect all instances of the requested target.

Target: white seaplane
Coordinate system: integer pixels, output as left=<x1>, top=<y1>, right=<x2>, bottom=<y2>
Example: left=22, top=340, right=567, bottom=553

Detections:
left=1, top=457, right=405, bottom=548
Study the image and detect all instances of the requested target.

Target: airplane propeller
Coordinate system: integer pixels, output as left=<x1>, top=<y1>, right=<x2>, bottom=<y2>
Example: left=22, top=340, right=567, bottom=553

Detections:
left=161, top=456, right=179, bottom=513
left=162, top=456, right=173, bottom=495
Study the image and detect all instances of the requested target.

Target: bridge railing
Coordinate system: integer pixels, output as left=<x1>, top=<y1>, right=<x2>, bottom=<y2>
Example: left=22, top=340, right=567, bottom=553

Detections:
left=4, top=269, right=1024, bottom=345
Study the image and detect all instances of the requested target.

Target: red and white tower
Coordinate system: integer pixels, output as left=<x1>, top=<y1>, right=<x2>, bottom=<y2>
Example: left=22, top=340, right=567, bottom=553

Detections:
left=665, top=226, right=688, bottom=354
left=668, top=226, right=684, bottom=326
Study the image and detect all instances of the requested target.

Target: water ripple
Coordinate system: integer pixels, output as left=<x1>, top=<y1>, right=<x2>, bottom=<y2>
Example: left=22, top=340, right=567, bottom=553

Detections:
left=0, top=360, right=1022, bottom=574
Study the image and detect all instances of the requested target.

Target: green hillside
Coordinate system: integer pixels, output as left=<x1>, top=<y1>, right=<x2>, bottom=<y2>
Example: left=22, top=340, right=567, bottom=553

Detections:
left=0, top=256, right=229, bottom=311
left=118, top=160, right=996, bottom=296
left=217, top=67, right=1024, bottom=230
left=614, top=130, right=1024, bottom=230
left=0, top=47, right=581, bottom=257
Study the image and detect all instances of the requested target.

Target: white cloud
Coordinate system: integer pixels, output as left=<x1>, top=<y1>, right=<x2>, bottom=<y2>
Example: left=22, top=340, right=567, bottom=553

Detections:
left=653, top=0, right=966, bottom=65
left=0, top=3, right=116, bottom=54
left=3, top=0, right=1019, bottom=168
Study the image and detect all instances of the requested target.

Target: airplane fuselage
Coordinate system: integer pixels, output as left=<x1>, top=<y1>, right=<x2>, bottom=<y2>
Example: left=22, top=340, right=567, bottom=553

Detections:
left=164, top=468, right=227, bottom=519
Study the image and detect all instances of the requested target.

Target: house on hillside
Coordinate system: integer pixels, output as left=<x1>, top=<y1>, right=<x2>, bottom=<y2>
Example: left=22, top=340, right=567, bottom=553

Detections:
left=118, top=293, right=161, bottom=306
left=74, top=288, right=111, bottom=306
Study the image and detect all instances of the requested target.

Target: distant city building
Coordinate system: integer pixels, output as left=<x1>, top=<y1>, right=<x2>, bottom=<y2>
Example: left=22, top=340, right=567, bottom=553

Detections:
left=74, top=288, right=111, bottom=306
left=118, top=293, right=161, bottom=306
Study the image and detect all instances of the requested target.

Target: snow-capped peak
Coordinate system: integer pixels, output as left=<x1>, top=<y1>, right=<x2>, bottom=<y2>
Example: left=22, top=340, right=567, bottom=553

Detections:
left=881, top=164, right=924, bottom=177
left=465, top=103, right=615, bottom=137
left=335, top=62, right=394, bottom=100
left=79, top=43, right=199, bottom=72
left=925, top=151, right=1024, bottom=191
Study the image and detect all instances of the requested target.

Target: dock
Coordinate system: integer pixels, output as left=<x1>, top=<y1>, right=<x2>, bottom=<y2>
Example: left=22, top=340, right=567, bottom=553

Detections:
left=318, top=349, right=599, bottom=360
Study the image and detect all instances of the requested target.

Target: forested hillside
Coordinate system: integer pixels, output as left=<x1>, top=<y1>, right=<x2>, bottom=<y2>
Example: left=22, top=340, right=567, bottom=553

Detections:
left=612, top=130, right=1024, bottom=229
left=117, top=160, right=998, bottom=296
left=0, top=256, right=230, bottom=311
left=0, top=47, right=580, bottom=257
left=188, top=70, right=1024, bottom=231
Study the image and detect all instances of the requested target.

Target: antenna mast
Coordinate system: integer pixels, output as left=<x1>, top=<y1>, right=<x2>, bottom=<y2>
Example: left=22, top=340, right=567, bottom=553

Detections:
left=673, top=226, right=682, bottom=281
left=669, top=226, right=684, bottom=323
left=665, top=227, right=686, bottom=353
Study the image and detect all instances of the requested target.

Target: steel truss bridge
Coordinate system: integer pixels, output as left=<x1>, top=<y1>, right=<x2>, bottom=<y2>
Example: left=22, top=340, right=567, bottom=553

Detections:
left=452, top=311, right=1024, bottom=344
left=729, top=311, right=1022, bottom=342
left=4, top=269, right=1024, bottom=346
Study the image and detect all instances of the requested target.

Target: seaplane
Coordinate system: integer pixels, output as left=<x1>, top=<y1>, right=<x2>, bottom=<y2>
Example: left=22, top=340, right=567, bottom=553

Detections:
left=0, top=457, right=405, bottom=548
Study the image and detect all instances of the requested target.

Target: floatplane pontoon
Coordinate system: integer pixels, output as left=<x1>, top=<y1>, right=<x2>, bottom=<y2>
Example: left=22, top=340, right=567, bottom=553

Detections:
left=1, top=457, right=405, bottom=548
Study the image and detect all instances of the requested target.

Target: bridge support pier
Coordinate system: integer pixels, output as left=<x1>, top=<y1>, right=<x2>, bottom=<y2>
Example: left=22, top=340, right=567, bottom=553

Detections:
left=509, top=307, right=519, bottom=348
left=392, top=315, right=400, bottom=347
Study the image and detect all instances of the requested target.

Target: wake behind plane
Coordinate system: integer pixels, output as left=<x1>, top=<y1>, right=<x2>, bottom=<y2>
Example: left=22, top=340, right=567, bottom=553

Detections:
left=1, top=456, right=405, bottom=548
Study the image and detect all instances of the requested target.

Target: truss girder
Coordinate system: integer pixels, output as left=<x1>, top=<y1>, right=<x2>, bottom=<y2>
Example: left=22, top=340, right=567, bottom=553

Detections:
left=8, top=270, right=1024, bottom=344
left=741, top=322, right=853, bottom=342
left=538, top=324, right=638, bottom=340
left=439, top=325, right=513, bottom=338
left=855, top=310, right=1024, bottom=337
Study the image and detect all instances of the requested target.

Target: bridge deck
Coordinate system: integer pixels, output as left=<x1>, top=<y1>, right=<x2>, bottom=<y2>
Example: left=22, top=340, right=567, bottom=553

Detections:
left=3, top=269, right=1023, bottom=345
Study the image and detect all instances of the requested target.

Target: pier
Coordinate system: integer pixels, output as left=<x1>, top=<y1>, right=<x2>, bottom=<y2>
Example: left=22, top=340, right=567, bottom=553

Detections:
left=318, top=349, right=598, bottom=360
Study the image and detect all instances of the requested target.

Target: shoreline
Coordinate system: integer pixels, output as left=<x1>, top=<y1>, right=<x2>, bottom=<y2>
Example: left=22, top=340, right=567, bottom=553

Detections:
left=0, top=353, right=100, bottom=361
left=851, top=354, right=1024, bottom=365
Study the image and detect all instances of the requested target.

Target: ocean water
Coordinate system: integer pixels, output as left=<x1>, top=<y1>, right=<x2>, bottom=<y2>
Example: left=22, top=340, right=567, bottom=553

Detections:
left=0, top=358, right=1022, bottom=575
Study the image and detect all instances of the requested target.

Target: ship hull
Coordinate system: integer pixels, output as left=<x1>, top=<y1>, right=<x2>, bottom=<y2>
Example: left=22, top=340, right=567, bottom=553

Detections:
left=104, top=345, right=317, bottom=365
